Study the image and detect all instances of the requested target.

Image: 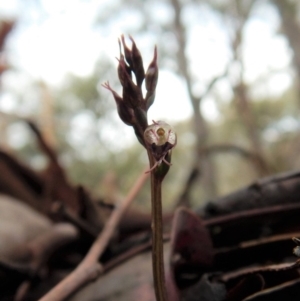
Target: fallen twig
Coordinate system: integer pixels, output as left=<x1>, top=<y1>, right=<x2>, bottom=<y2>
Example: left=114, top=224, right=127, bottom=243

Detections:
left=38, top=169, right=149, bottom=301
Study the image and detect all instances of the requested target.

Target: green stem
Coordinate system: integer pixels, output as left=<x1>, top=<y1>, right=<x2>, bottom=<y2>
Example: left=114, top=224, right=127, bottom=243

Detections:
left=148, top=152, right=168, bottom=301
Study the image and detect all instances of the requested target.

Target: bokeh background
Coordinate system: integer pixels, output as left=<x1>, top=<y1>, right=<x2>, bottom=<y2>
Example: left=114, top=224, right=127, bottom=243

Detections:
left=0, top=0, right=300, bottom=210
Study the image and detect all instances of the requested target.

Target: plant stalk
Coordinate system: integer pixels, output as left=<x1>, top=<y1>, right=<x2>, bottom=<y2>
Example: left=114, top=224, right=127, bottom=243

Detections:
left=149, top=152, right=168, bottom=301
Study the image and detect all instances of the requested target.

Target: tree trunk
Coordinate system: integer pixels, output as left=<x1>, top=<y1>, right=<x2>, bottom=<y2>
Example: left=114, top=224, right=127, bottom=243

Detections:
left=170, top=0, right=217, bottom=200
left=272, top=0, right=300, bottom=101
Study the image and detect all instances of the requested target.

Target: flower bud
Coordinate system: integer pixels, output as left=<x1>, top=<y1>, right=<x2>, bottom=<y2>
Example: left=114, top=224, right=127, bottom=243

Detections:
left=117, top=55, right=132, bottom=88
left=118, top=38, right=132, bottom=79
left=123, top=83, right=143, bottom=109
left=144, top=47, right=158, bottom=111
left=129, top=36, right=145, bottom=88
left=145, top=91, right=155, bottom=111
left=145, top=46, right=158, bottom=93
left=121, top=35, right=133, bottom=67
left=102, top=82, right=135, bottom=126
left=117, top=99, right=135, bottom=126
left=117, top=55, right=143, bottom=109
left=134, top=107, right=148, bottom=131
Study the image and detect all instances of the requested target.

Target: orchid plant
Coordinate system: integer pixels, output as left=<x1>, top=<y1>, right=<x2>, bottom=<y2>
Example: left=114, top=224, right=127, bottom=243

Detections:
left=103, top=35, right=176, bottom=301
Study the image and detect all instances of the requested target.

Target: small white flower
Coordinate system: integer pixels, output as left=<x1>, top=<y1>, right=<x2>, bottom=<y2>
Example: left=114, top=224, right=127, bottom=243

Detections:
left=144, top=120, right=177, bottom=173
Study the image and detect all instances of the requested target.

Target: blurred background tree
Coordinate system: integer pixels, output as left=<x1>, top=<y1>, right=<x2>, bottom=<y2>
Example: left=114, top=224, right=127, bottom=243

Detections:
left=0, top=0, right=300, bottom=210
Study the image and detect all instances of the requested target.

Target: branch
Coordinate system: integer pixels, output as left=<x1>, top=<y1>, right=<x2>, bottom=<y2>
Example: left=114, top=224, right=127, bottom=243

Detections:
left=0, top=155, right=43, bottom=212
left=38, top=170, right=149, bottom=301
left=226, top=0, right=269, bottom=177
left=171, top=0, right=229, bottom=129
left=27, top=121, right=59, bottom=166
left=175, top=143, right=264, bottom=208
left=51, top=202, right=99, bottom=239
left=271, top=0, right=300, bottom=99
left=198, top=143, right=269, bottom=174
left=202, top=169, right=300, bottom=217
left=171, top=0, right=231, bottom=200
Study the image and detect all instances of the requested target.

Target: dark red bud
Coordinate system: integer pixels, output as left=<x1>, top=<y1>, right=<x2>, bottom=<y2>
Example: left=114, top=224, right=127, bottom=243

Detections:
left=117, top=101, right=135, bottom=126
left=118, top=38, right=132, bottom=78
left=145, top=91, right=155, bottom=111
left=145, top=46, right=158, bottom=93
left=121, top=35, right=133, bottom=67
left=133, top=107, right=148, bottom=131
left=129, top=36, right=145, bottom=88
left=102, top=82, right=135, bottom=126
left=117, top=56, right=131, bottom=87
left=122, top=83, right=143, bottom=109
